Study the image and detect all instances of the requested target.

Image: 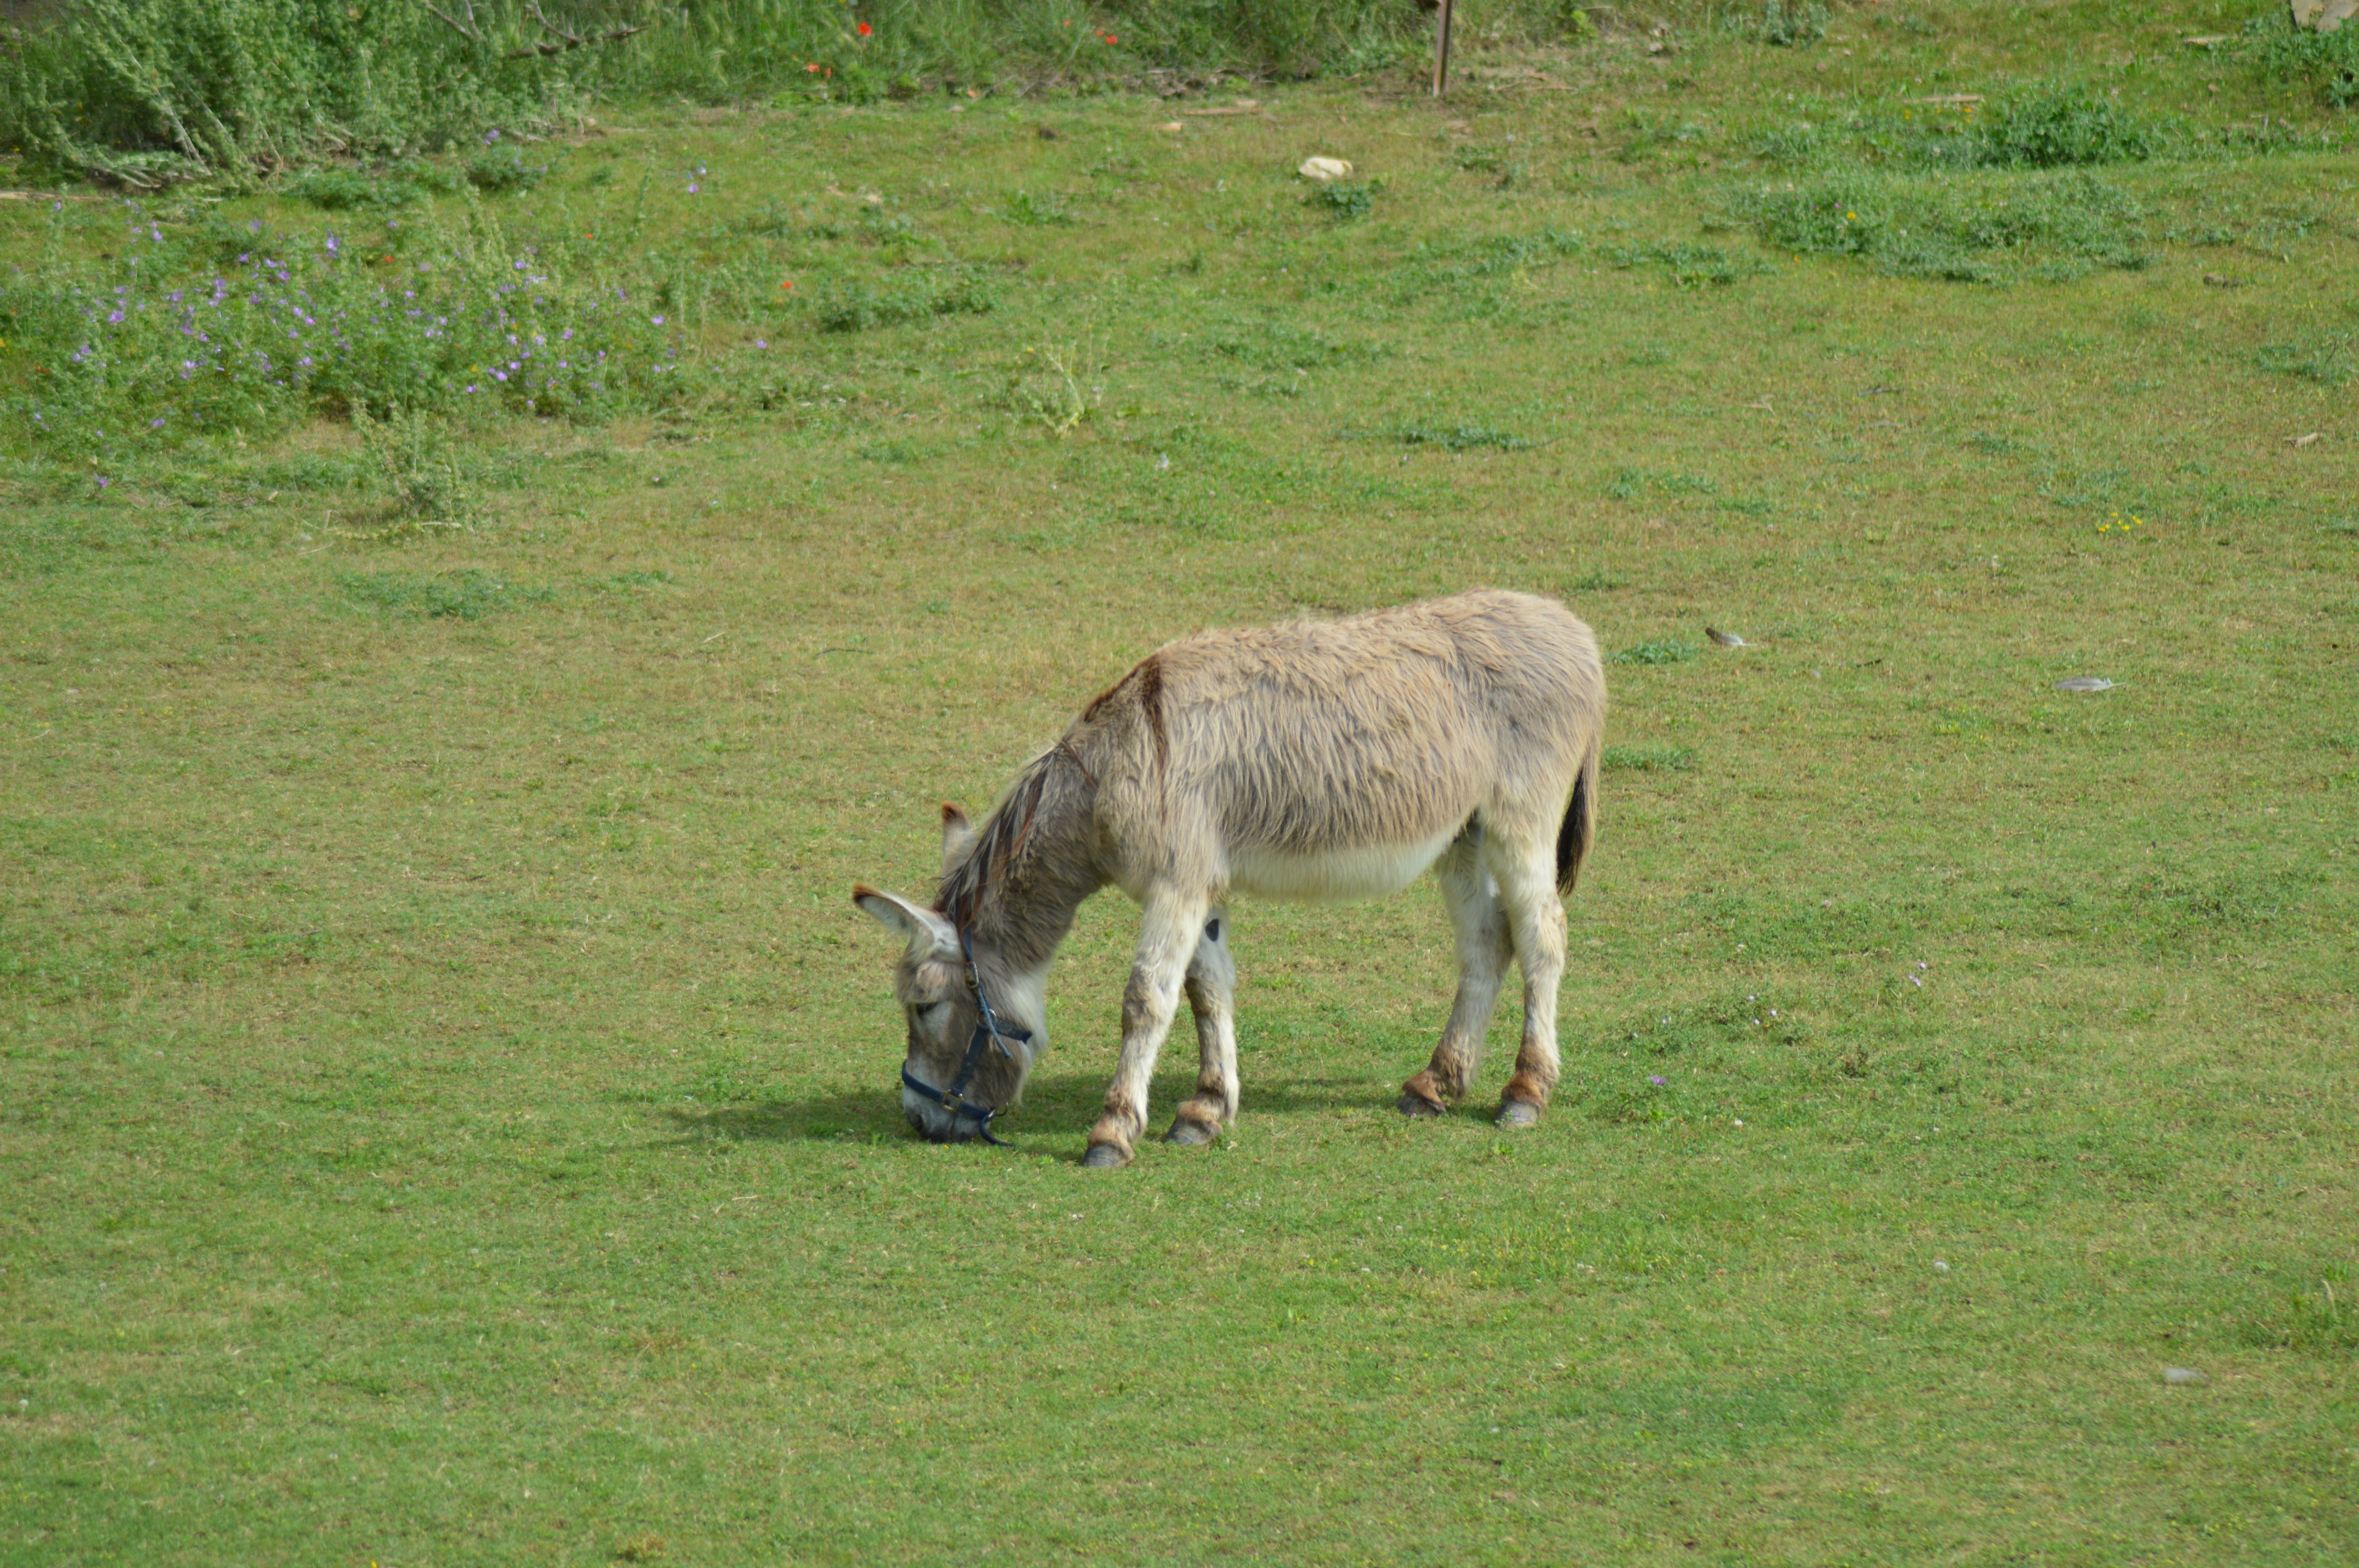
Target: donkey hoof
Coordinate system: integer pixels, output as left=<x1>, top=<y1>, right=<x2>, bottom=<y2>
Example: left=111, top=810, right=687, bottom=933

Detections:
left=1495, top=1099, right=1542, bottom=1129
left=1163, top=1117, right=1219, bottom=1146
left=1080, top=1142, right=1132, bottom=1169
left=1396, top=1091, right=1448, bottom=1119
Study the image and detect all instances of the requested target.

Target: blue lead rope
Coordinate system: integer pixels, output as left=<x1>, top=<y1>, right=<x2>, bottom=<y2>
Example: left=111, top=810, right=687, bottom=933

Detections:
left=900, top=927, right=1032, bottom=1147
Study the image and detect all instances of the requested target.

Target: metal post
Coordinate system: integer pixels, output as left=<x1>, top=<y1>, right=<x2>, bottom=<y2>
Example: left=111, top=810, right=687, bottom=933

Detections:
left=1431, top=0, right=1454, bottom=96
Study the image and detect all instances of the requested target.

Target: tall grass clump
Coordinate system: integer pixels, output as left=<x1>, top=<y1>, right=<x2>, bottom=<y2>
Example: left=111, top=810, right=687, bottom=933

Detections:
left=609, top=0, right=1425, bottom=101
left=0, top=0, right=569, bottom=187
left=2245, top=10, right=2359, bottom=108
left=0, top=1, right=1439, bottom=183
left=0, top=197, right=681, bottom=465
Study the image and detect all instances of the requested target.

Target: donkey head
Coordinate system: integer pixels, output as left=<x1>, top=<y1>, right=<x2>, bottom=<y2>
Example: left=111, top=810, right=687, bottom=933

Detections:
left=852, top=806, right=1039, bottom=1142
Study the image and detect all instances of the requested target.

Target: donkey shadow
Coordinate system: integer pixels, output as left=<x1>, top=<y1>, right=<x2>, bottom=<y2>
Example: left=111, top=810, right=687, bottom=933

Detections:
left=660, top=1069, right=1409, bottom=1149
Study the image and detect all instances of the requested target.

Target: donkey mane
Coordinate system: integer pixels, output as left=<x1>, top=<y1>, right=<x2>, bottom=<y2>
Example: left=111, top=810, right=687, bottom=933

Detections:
left=935, top=741, right=1092, bottom=934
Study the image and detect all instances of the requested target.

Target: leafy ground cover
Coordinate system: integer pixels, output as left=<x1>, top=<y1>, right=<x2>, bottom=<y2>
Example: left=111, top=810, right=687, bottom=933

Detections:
left=3, top=3, right=2356, bottom=1564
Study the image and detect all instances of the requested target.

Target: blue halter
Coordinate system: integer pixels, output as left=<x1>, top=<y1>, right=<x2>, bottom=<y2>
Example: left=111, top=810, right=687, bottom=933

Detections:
left=899, top=926, right=1032, bottom=1147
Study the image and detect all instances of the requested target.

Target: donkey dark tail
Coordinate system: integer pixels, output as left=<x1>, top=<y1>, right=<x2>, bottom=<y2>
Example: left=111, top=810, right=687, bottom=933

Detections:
left=1555, top=732, right=1601, bottom=895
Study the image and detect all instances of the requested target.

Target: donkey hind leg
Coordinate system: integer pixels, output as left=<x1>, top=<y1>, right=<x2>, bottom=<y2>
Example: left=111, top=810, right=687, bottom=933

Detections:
left=1084, top=886, right=1213, bottom=1169
left=1488, top=820, right=1569, bottom=1128
left=1399, top=831, right=1515, bottom=1118
left=1165, top=909, right=1237, bottom=1147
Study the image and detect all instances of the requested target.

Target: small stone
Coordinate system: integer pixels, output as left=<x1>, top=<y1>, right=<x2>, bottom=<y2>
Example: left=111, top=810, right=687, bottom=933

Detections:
left=2054, top=677, right=2116, bottom=693
left=1298, top=156, right=1353, bottom=181
left=2163, top=1367, right=2207, bottom=1386
left=1932, top=1259, right=1950, bottom=1273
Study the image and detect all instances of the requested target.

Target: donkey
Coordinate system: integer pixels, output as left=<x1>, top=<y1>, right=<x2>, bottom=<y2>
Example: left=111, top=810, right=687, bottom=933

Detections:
left=853, top=589, right=1606, bottom=1168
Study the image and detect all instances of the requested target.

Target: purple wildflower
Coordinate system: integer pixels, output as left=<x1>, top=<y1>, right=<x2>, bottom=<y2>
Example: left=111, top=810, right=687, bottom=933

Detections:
left=1648, top=1075, right=1665, bottom=1086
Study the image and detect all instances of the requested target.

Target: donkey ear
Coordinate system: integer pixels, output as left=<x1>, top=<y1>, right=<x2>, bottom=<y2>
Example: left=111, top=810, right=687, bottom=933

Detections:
left=940, top=802, right=976, bottom=875
left=852, top=885, right=956, bottom=954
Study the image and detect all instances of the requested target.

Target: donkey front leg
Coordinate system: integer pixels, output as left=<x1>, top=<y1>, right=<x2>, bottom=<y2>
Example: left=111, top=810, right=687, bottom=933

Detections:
left=1084, top=887, right=1213, bottom=1168
left=1165, top=909, right=1237, bottom=1147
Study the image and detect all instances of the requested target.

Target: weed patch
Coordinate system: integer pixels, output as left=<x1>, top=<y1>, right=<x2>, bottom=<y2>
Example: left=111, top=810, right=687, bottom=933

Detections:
left=1, top=201, right=683, bottom=465
left=1197, top=320, right=1386, bottom=373
left=1001, top=189, right=1071, bottom=227
left=1606, top=467, right=1717, bottom=499
left=1601, top=744, right=1697, bottom=771
left=1602, top=241, right=1775, bottom=287
left=1607, top=639, right=1699, bottom=666
left=353, top=404, right=478, bottom=529
left=1393, top=226, right=1583, bottom=303
left=1723, top=2, right=1828, bottom=49
left=2236, top=1268, right=2359, bottom=1352
left=1306, top=181, right=1375, bottom=221
left=1394, top=424, right=1530, bottom=453
left=2255, top=329, right=2355, bottom=386
left=809, top=270, right=995, bottom=332
left=336, top=568, right=550, bottom=620
left=1730, top=169, right=2147, bottom=282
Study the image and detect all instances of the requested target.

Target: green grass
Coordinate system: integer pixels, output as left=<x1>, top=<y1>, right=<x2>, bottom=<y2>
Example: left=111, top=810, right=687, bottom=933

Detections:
left=3, top=3, right=2358, bottom=1564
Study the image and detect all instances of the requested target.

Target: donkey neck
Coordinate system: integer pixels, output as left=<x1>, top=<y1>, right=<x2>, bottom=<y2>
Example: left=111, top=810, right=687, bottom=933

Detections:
left=940, top=743, right=1106, bottom=978
left=965, top=862, right=1102, bottom=976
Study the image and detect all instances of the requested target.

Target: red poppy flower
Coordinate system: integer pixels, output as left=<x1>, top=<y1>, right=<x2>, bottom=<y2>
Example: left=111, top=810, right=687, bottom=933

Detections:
left=806, top=62, right=821, bottom=71
left=1102, top=32, right=1117, bottom=43
left=857, top=20, right=871, bottom=34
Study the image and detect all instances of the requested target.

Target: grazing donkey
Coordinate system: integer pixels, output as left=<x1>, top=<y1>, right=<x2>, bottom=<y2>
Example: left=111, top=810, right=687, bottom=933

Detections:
left=853, top=589, right=1606, bottom=1168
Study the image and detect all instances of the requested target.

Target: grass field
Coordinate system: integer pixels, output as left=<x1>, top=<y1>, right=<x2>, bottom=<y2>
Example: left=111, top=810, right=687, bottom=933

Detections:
left=4, top=2, right=2357, bottom=1563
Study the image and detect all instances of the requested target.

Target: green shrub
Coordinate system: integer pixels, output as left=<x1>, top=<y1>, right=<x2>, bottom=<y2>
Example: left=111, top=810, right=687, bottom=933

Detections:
left=1306, top=180, right=1374, bottom=221
left=289, top=168, right=425, bottom=211
left=465, top=145, right=552, bottom=194
left=1971, top=86, right=2154, bottom=169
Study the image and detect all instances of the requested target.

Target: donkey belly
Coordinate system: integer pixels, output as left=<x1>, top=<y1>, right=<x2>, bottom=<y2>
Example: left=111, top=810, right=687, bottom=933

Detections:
left=1227, top=823, right=1461, bottom=903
